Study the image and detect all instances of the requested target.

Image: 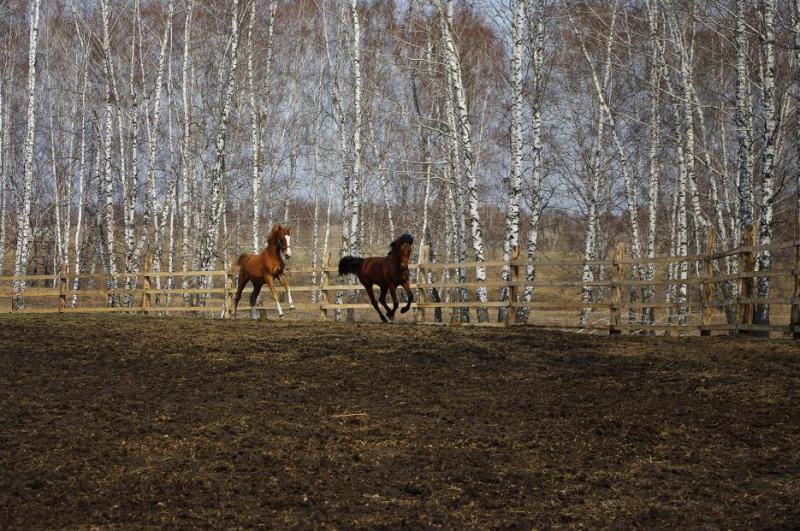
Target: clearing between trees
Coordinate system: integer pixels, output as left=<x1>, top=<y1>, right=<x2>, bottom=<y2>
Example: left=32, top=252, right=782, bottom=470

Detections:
left=1, top=315, right=798, bottom=527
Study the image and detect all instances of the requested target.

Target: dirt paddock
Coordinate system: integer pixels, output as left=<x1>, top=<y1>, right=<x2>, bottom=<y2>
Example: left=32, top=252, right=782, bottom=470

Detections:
left=1, top=315, right=799, bottom=527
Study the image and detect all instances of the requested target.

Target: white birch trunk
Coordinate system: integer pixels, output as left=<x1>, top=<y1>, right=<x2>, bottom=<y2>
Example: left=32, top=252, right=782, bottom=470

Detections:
left=796, top=0, right=800, bottom=224
left=735, top=0, right=754, bottom=235
left=0, top=85, right=5, bottom=273
left=49, top=117, right=63, bottom=282
left=311, top=177, right=321, bottom=302
left=438, top=0, right=489, bottom=319
left=368, top=123, right=395, bottom=237
left=644, top=0, right=661, bottom=325
left=572, top=9, right=642, bottom=267
left=349, top=0, right=363, bottom=257
left=71, top=45, right=89, bottom=307
left=138, top=0, right=174, bottom=261
left=100, top=0, right=118, bottom=304
left=755, top=0, right=777, bottom=326
left=180, top=0, right=195, bottom=301
left=248, top=1, right=261, bottom=253
left=14, top=0, right=42, bottom=308
left=500, top=0, right=525, bottom=323
left=200, top=0, right=241, bottom=272
left=520, top=0, right=545, bottom=324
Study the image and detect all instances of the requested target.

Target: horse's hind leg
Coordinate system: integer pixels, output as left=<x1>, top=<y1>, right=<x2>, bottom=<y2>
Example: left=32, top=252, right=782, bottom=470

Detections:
left=278, top=275, right=295, bottom=310
left=379, top=285, right=392, bottom=316
left=363, top=281, right=387, bottom=323
left=265, top=275, right=284, bottom=318
left=233, top=273, right=249, bottom=317
left=249, top=281, right=263, bottom=320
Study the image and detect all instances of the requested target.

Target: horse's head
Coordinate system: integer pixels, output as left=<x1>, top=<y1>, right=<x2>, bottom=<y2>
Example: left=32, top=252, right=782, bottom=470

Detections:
left=268, top=224, right=293, bottom=259
left=389, top=234, right=414, bottom=268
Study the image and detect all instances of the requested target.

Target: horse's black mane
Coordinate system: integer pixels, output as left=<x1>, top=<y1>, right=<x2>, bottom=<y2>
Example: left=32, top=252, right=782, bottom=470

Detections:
left=388, top=233, right=414, bottom=255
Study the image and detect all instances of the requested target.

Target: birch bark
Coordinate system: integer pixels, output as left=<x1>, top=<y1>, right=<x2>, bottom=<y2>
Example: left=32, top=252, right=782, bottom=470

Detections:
left=180, top=0, right=195, bottom=301
left=735, top=0, right=754, bottom=235
left=755, top=0, right=777, bottom=327
left=138, top=0, right=174, bottom=261
left=199, top=0, right=241, bottom=272
left=500, top=0, right=525, bottom=323
left=14, top=0, right=42, bottom=308
left=99, top=0, right=119, bottom=303
left=438, top=0, right=489, bottom=319
left=519, top=0, right=545, bottom=323
left=349, top=0, right=363, bottom=257
left=0, top=86, right=5, bottom=273
left=644, top=0, right=661, bottom=325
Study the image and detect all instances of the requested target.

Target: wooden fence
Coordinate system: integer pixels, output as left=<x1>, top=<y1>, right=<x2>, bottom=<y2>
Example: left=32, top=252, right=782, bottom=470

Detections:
left=2, top=227, right=799, bottom=337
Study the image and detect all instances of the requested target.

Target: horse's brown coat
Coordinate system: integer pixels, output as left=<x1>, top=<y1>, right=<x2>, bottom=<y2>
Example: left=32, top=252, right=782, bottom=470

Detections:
left=234, top=224, right=294, bottom=318
left=338, top=234, right=414, bottom=322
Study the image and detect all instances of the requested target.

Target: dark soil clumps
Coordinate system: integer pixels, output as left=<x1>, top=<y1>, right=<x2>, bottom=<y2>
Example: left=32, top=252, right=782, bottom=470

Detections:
left=1, top=315, right=799, bottom=527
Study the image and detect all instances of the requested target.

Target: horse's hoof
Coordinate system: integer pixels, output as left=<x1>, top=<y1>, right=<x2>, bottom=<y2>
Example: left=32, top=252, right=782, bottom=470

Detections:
left=278, top=313, right=284, bottom=319
left=289, top=305, right=295, bottom=311
left=400, top=307, right=410, bottom=314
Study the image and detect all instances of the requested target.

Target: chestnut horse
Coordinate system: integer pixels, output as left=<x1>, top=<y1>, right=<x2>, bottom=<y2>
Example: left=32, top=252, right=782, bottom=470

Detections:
left=338, top=234, right=414, bottom=322
left=234, top=224, right=294, bottom=319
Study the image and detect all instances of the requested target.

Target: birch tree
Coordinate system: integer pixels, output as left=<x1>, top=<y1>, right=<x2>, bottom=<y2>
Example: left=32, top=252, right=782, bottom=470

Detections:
left=437, top=0, right=489, bottom=320
left=755, top=0, right=777, bottom=327
left=499, top=0, right=525, bottom=323
left=735, top=0, right=754, bottom=238
left=0, top=83, right=6, bottom=274
left=199, top=0, right=241, bottom=272
left=349, top=0, right=363, bottom=257
left=13, top=0, right=42, bottom=308
left=519, top=0, right=545, bottom=324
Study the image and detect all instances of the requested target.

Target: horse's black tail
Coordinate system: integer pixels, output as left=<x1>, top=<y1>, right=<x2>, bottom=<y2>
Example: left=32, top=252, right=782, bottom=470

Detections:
left=338, top=256, right=364, bottom=276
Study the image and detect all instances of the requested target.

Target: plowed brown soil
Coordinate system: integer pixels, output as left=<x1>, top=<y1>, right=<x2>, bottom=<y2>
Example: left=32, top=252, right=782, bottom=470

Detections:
left=1, top=315, right=799, bottom=528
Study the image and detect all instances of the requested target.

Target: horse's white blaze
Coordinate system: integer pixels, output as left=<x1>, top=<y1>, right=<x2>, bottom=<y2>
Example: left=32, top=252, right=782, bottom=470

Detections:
left=284, top=235, right=292, bottom=258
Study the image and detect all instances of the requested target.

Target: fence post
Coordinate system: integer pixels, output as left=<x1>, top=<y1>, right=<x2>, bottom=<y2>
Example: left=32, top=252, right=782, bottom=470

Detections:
left=224, top=257, right=235, bottom=319
left=320, top=252, right=330, bottom=320
left=417, top=245, right=429, bottom=323
left=701, top=228, right=717, bottom=337
left=738, top=225, right=756, bottom=335
left=609, top=243, right=626, bottom=335
left=507, top=246, right=520, bottom=326
left=58, top=261, right=68, bottom=313
left=142, top=253, right=153, bottom=314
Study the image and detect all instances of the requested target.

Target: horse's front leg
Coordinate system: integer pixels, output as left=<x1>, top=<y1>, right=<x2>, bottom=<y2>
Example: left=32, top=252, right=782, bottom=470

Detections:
left=278, top=275, right=295, bottom=310
left=265, top=275, right=284, bottom=318
left=400, top=280, right=414, bottom=314
left=387, top=285, right=399, bottom=319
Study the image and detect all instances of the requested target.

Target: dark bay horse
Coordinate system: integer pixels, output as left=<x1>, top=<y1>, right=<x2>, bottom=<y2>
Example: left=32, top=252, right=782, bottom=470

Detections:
left=338, top=234, right=414, bottom=322
left=234, top=224, right=294, bottom=319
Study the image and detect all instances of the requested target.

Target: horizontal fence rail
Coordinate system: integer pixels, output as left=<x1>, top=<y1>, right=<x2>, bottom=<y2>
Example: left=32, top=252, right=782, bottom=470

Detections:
left=2, top=229, right=799, bottom=337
